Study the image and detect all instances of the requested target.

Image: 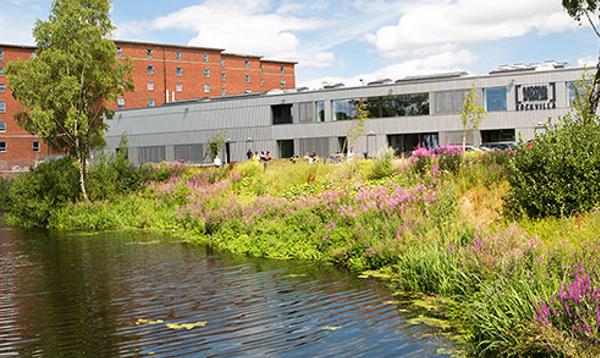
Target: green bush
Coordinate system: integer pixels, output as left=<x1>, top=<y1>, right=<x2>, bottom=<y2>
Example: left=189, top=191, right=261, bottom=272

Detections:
left=0, top=177, right=12, bottom=210
left=507, top=115, right=600, bottom=218
left=371, top=147, right=396, bottom=179
left=87, top=152, right=149, bottom=201
left=6, top=158, right=80, bottom=227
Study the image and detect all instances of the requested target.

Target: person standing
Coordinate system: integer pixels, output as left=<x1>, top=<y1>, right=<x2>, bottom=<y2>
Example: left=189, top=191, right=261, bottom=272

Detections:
left=213, top=155, right=222, bottom=168
left=246, top=148, right=253, bottom=160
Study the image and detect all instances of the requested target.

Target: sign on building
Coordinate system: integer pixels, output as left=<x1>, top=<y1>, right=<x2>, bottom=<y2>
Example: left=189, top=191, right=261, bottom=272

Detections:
left=515, top=83, right=556, bottom=111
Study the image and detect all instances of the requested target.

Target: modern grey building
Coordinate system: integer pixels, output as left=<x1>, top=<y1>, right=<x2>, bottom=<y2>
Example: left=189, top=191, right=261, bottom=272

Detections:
left=103, top=63, right=590, bottom=164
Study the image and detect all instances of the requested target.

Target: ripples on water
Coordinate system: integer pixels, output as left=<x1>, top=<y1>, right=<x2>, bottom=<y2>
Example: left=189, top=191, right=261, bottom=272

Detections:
left=0, top=227, right=453, bottom=357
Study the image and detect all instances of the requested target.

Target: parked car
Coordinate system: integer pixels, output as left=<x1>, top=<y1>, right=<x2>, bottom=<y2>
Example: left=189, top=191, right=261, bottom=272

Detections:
left=480, top=141, right=518, bottom=151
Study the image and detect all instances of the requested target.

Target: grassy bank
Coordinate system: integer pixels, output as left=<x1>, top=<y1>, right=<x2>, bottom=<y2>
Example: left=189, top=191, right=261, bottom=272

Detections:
left=39, top=150, right=599, bottom=357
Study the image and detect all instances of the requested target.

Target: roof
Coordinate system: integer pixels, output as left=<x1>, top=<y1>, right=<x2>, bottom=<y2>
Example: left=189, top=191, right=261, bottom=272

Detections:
left=113, top=39, right=224, bottom=52
left=221, top=52, right=263, bottom=59
left=260, top=59, right=298, bottom=65
left=0, top=43, right=36, bottom=50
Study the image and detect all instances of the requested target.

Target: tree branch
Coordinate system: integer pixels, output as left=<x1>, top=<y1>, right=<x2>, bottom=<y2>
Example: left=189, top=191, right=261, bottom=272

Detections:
left=584, top=9, right=600, bottom=39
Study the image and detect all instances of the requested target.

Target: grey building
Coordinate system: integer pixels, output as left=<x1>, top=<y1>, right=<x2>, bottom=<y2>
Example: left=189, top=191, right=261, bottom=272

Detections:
left=103, top=63, right=590, bottom=164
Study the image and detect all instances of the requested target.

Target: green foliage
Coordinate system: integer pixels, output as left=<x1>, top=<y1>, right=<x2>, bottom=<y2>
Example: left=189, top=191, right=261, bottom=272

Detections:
left=6, top=158, right=80, bottom=227
left=207, top=133, right=226, bottom=160
left=6, top=0, right=133, bottom=200
left=0, top=178, right=12, bottom=210
left=507, top=114, right=600, bottom=218
left=87, top=151, right=148, bottom=201
left=370, top=147, right=396, bottom=179
left=562, top=0, right=599, bottom=23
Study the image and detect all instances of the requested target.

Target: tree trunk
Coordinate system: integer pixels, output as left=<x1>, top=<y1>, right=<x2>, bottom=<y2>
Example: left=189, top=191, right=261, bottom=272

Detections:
left=75, top=140, right=89, bottom=202
left=589, top=50, right=600, bottom=116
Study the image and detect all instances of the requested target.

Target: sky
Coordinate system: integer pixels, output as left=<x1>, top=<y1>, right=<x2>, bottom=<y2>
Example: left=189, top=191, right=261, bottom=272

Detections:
left=1, top=0, right=598, bottom=88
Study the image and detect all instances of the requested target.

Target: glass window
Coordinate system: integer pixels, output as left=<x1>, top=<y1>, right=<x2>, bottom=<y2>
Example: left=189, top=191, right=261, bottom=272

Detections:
left=278, top=140, right=294, bottom=159
left=0, top=49, right=3, bottom=60
left=204, top=68, right=210, bottom=78
left=147, top=80, right=154, bottom=91
left=221, top=88, right=226, bottom=96
left=116, top=47, right=122, bottom=58
left=0, top=100, right=5, bottom=113
left=117, top=97, right=125, bottom=109
left=0, top=121, right=6, bottom=132
left=176, top=82, right=183, bottom=92
left=272, top=104, right=293, bottom=125
left=280, top=64, right=285, bottom=74
left=147, top=48, right=153, bottom=59
left=566, top=80, right=593, bottom=107
left=221, top=59, right=225, bottom=67
left=280, top=80, right=286, bottom=88
left=388, top=133, right=439, bottom=155
left=0, top=142, right=6, bottom=153
left=0, top=67, right=4, bottom=76
left=260, top=79, right=265, bottom=87
left=32, top=141, right=40, bottom=153
left=332, top=99, right=357, bottom=121
left=316, top=101, right=325, bottom=122
left=146, top=65, right=154, bottom=75
left=176, top=50, right=181, bottom=61
left=203, top=84, right=210, bottom=93
left=244, top=59, right=249, bottom=69
left=481, top=129, right=515, bottom=143
left=434, top=90, right=468, bottom=114
left=203, top=52, right=209, bottom=62
left=221, top=72, right=226, bottom=81
left=0, top=83, right=5, bottom=93
left=147, top=98, right=155, bottom=107
left=260, top=64, right=264, bottom=72
left=245, top=74, right=251, bottom=83
left=485, top=87, right=507, bottom=112
left=176, top=67, right=183, bottom=76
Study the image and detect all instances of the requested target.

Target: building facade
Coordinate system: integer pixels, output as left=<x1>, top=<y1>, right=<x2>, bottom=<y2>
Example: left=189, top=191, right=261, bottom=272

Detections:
left=0, top=40, right=296, bottom=173
left=102, top=65, right=589, bottom=165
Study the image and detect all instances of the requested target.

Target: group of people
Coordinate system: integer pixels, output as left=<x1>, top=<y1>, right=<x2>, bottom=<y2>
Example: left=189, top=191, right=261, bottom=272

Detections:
left=246, top=149, right=272, bottom=169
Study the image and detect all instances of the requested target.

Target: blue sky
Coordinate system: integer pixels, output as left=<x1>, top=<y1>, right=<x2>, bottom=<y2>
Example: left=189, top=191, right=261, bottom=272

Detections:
left=1, top=0, right=598, bottom=88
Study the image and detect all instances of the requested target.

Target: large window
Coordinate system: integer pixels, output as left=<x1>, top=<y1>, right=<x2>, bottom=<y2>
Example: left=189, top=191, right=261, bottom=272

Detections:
left=388, top=133, right=439, bottom=155
left=485, top=87, right=507, bottom=112
left=272, top=104, right=293, bottom=125
left=332, top=99, right=356, bottom=121
left=138, top=146, right=166, bottom=163
left=316, top=101, right=325, bottom=122
left=481, top=129, right=515, bottom=143
left=333, top=93, right=429, bottom=121
left=175, top=144, right=204, bottom=163
left=297, top=102, right=315, bottom=123
left=435, top=90, right=468, bottom=114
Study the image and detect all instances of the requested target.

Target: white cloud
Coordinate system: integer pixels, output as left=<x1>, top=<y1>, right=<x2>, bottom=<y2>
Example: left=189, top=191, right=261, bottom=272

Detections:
left=300, top=49, right=476, bottom=89
left=116, top=0, right=336, bottom=67
left=577, top=56, right=598, bottom=68
left=371, top=0, right=577, bottom=58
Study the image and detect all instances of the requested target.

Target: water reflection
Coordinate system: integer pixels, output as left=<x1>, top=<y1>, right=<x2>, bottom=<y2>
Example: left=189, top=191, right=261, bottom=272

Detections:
left=0, top=227, right=452, bottom=357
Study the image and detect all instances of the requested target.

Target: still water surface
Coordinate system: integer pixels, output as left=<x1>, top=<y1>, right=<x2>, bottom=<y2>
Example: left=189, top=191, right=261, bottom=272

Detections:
left=0, top=227, right=453, bottom=357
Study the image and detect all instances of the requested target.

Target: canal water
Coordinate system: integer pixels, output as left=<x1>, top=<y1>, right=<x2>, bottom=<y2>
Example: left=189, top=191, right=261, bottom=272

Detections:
left=0, top=226, right=453, bottom=357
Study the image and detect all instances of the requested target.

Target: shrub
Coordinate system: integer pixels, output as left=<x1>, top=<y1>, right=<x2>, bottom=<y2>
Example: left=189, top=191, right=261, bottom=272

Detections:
left=87, top=151, right=149, bottom=201
left=6, top=158, right=80, bottom=227
left=0, top=177, right=12, bottom=210
left=371, top=147, right=396, bottom=179
left=507, top=115, right=600, bottom=218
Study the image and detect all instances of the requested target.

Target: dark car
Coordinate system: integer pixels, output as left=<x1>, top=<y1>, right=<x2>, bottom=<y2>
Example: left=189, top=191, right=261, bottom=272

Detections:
left=480, top=141, right=518, bottom=151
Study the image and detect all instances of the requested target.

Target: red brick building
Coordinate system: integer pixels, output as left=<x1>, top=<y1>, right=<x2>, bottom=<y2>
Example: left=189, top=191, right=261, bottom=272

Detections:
left=0, top=40, right=296, bottom=173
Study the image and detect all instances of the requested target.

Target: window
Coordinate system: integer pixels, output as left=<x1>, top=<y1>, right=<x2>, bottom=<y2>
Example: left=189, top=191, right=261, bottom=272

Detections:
left=484, top=87, right=508, bottom=112
left=244, top=59, right=249, bottom=69
left=147, top=98, right=155, bottom=107
left=146, top=65, right=154, bottom=75
left=221, top=59, right=225, bottom=67
left=0, top=121, right=6, bottom=132
left=316, top=101, right=325, bottom=122
left=245, top=74, right=251, bottom=83
left=176, top=50, right=181, bottom=61
left=176, top=67, right=183, bottom=76
left=203, top=52, right=209, bottom=62
left=388, top=133, right=439, bottom=155
left=147, top=48, right=153, bottom=59
left=280, top=80, right=286, bottom=88
left=0, top=142, right=6, bottom=153
left=0, top=83, right=5, bottom=93
left=298, top=102, right=315, bottom=123
left=0, top=67, right=4, bottom=76
left=260, top=79, right=265, bottom=87
left=272, top=104, right=293, bottom=125
left=245, top=89, right=251, bottom=93
left=138, top=146, right=166, bottom=164
left=434, top=89, right=468, bottom=114
left=332, top=94, right=430, bottom=121
left=0, top=100, right=5, bottom=113
left=332, top=100, right=356, bottom=121
left=204, top=68, right=210, bottom=78
left=481, top=129, right=515, bottom=143
left=278, top=140, right=294, bottom=159
left=176, top=82, right=183, bottom=92
left=567, top=80, right=593, bottom=107
left=260, top=64, right=264, bottom=72
left=203, top=84, right=210, bottom=93
left=116, top=47, right=122, bottom=58
left=221, top=72, right=226, bottom=81
left=117, top=97, right=125, bottom=109
left=280, top=64, right=285, bottom=74
left=221, top=88, right=226, bottom=96
left=0, top=49, right=3, bottom=60
left=32, top=141, right=40, bottom=153
left=147, top=80, right=154, bottom=91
